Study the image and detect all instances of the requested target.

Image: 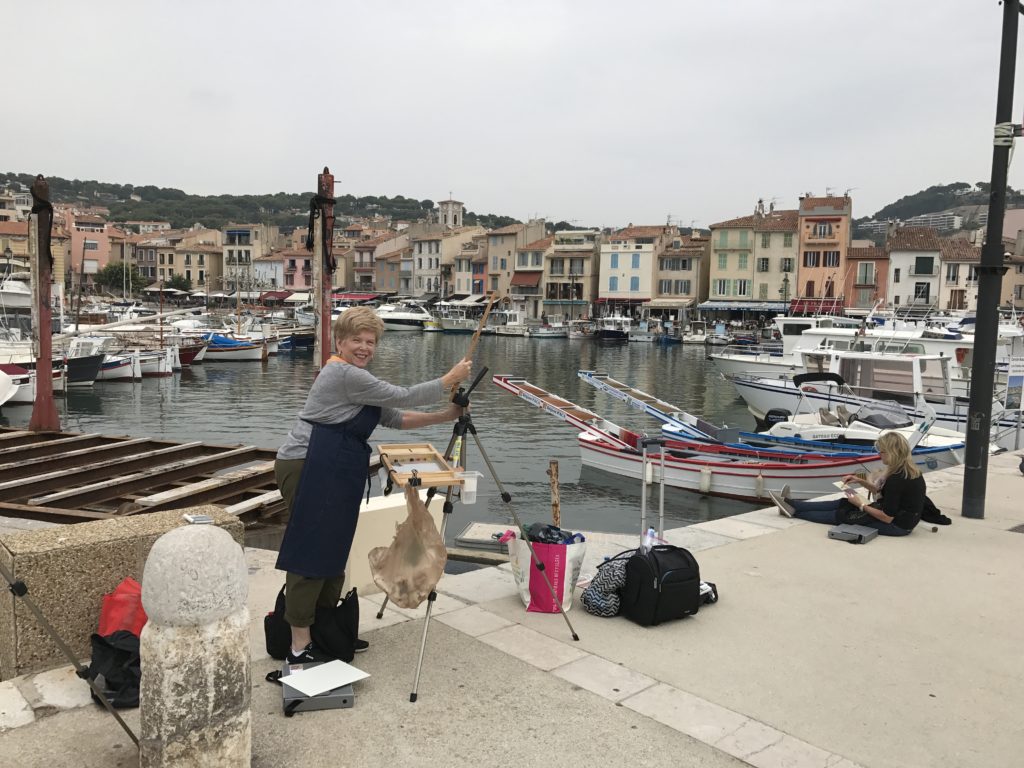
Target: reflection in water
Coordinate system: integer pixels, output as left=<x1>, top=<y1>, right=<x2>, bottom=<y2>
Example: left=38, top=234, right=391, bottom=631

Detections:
left=0, top=336, right=761, bottom=540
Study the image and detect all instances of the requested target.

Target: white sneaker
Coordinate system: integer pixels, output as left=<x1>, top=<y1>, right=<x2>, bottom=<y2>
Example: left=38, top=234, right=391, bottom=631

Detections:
left=768, top=490, right=795, bottom=518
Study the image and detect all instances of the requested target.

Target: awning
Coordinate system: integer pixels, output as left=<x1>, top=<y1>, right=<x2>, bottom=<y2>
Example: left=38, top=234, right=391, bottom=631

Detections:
left=143, top=286, right=184, bottom=294
left=509, top=272, right=542, bottom=287
left=594, top=297, right=648, bottom=304
left=646, top=298, right=695, bottom=308
left=331, top=292, right=379, bottom=302
left=447, top=293, right=469, bottom=301
left=698, top=301, right=788, bottom=311
left=233, top=291, right=262, bottom=300
left=453, top=294, right=486, bottom=306
left=789, top=298, right=844, bottom=314
left=285, top=292, right=312, bottom=303
left=260, top=290, right=292, bottom=301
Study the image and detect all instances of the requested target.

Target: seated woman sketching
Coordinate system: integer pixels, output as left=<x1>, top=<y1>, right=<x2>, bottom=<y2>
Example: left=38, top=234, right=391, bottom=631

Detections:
left=768, top=432, right=925, bottom=537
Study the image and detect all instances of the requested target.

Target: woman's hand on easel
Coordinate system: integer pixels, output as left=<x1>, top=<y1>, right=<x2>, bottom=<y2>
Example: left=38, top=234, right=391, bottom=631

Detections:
left=442, top=357, right=473, bottom=389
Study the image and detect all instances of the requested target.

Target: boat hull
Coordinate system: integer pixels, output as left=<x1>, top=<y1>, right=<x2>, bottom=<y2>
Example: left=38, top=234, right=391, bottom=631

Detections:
left=579, top=431, right=886, bottom=502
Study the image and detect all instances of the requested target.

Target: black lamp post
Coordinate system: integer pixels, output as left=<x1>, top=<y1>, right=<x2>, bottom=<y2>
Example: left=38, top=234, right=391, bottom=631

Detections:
left=779, top=274, right=790, bottom=304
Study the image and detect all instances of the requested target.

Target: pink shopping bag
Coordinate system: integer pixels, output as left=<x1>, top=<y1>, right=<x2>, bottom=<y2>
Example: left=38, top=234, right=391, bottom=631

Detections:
left=508, top=538, right=586, bottom=613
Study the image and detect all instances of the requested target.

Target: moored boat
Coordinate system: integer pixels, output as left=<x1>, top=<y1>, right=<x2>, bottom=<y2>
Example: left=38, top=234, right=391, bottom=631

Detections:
left=492, top=374, right=894, bottom=502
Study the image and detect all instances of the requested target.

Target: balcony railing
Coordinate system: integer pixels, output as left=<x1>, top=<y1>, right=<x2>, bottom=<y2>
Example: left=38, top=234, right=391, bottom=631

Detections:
left=909, top=267, right=939, bottom=276
left=284, top=265, right=297, bottom=273
left=510, top=286, right=540, bottom=296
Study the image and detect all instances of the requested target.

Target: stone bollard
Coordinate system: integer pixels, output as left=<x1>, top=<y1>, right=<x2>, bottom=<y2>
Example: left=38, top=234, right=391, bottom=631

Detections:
left=139, top=522, right=251, bottom=767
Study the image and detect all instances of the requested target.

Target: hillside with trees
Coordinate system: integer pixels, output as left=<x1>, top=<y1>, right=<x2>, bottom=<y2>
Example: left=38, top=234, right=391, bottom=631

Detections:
left=0, top=172, right=520, bottom=231
left=859, top=181, right=1024, bottom=224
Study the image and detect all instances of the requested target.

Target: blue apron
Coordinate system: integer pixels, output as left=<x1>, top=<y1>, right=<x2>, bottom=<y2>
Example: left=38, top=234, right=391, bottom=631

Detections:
left=275, top=404, right=381, bottom=579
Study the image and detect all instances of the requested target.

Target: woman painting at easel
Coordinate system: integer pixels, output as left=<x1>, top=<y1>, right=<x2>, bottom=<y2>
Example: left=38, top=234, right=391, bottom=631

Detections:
left=275, top=306, right=472, bottom=664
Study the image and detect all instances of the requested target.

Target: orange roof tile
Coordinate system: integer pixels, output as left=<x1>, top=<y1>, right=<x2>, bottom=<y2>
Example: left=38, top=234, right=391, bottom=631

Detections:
left=799, top=196, right=852, bottom=213
left=753, top=209, right=799, bottom=232
left=889, top=227, right=940, bottom=252
left=489, top=224, right=525, bottom=235
left=517, top=237, right=553, bottom=251
left=709, top=215, right=756, bottom=229
left=939, top=238, right=981, bottom=262
left=847, top=245, right=886, bottom=260
left=614, top=226, right=669, bottom=239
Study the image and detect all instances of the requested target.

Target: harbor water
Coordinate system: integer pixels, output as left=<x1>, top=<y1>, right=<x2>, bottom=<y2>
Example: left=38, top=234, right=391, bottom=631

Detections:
left=0, top=335, right=762, bottom=543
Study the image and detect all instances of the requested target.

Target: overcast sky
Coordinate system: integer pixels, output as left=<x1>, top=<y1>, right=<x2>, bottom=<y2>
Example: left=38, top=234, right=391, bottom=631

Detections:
left=10, top=1, right=1024, bottom=228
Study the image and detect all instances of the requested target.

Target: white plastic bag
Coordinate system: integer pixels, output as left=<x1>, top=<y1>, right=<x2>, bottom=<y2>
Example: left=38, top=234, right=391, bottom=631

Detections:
left=367, top=485, right=447, bottom=609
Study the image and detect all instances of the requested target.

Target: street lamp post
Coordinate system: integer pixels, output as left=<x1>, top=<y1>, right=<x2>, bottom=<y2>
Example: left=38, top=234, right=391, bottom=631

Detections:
left=779, top=273, right=791, bottom=311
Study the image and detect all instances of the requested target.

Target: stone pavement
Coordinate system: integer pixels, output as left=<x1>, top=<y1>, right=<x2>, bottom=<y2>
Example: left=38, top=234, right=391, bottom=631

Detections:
left=1, top=451, right=1022, bottom=768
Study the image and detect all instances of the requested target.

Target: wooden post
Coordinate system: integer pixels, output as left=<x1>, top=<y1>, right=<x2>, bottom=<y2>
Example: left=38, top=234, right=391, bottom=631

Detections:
left=547, top=459, right=560, bottom=528
left=28, top=210, right=60, bottom=432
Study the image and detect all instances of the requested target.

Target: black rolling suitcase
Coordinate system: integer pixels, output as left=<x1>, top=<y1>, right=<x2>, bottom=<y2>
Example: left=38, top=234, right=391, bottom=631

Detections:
left=620, top=544, right=702, bottom=626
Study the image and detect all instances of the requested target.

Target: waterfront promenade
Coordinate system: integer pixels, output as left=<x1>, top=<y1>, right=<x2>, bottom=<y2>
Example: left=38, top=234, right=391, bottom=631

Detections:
left=0, top=451, right=1021, bottom=767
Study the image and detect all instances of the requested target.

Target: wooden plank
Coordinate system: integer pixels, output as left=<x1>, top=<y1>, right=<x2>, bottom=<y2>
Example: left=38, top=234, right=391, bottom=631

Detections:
left=0, top=438, right=152, bottom=479
left=0, top=433, right=117, bottom=460
left=141, top=472, right=277, bottom=513
left=133, top=461, right=275, bottom=507
left=223, top=489, right=282, bottom=516
left=0, top=430, right=36, bottom=442
left=0, top=442, right=207, bottom=501
left=0, top=501, right=115, bottom=523
left=28, top=446, right=263, bottom=508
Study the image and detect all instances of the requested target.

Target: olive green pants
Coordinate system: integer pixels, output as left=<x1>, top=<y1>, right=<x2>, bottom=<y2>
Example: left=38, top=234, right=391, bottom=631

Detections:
left=276, top=457, right=345, bottom=628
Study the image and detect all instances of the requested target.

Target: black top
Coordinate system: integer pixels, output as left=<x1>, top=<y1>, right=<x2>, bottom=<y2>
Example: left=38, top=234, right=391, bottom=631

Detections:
left=876, top=470, right=926, bottom=531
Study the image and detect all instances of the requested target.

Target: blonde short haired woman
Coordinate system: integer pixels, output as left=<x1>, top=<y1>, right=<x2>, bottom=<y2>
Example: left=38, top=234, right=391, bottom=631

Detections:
left=274, top=305, right=472, bottom=663
left=769, top=431, right=926, bottom=537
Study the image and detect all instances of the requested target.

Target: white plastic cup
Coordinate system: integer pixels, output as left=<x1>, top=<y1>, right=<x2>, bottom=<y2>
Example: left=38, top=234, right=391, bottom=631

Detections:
left=458, top=471, right=482, bottom=503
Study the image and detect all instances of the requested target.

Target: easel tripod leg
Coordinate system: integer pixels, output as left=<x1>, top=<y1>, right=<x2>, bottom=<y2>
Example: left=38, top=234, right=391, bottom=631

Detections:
left=467, top=430, right=579, bottom=642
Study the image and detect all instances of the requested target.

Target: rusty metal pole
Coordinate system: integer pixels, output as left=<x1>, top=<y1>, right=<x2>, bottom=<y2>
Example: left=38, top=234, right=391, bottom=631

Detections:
left=28, top=183, right=60, bottom=431
left=313, top=167, right=335, bottom=369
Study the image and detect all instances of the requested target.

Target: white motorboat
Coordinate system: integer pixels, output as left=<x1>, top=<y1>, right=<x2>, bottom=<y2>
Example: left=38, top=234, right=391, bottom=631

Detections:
left=595, top=315, right=631, bottom=341
left=375, top=301, right=431, bottom=331
left=724, top=349, right=1023, bottom=450
left=681, top=320, right=709, bottom=345
left=488, top=309, right=529, bottom=336
left=0, top=273, right=33, bottom=310
left=0, top=364, right=66, bottom=404
left=567, top=319, right=596, bottom=339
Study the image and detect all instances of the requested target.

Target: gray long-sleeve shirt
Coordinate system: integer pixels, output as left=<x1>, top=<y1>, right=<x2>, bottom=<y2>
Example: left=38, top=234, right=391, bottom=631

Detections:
left=276, top=363, right=445, bottom=460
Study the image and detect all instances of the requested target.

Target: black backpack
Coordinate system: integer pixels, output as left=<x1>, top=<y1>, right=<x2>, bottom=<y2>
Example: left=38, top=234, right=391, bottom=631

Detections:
left=619, top=545, right=701, bottom=626
left=84, top=630, right=141, bottom=709
left=264, top=585, right=360, bottom=662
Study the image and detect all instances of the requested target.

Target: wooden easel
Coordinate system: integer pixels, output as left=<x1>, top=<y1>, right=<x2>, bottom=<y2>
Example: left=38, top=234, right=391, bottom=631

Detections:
left=377, top=443, right=465, bottom=489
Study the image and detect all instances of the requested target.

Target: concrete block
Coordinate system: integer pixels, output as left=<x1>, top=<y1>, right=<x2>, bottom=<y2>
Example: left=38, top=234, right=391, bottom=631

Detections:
left=0, top=679, right=34, bottom=730
left=0, top=505, right=242, bottom=680
left=140, top=524, right=250, bottom=767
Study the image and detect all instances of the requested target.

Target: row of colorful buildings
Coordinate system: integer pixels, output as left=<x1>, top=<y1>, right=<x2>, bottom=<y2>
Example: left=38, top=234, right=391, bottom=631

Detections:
left=2, top=189, right=1023, bottom=320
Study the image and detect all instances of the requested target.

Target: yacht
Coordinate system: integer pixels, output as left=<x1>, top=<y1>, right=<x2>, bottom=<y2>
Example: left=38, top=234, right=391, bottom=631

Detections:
left=0, top=272, right=32, bottom=310
left=375, top=301, right=431, bottom=331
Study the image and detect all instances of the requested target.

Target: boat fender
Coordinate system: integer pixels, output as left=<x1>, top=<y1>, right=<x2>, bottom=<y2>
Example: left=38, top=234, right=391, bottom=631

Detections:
left=699, top=466, right=712, bottom=494
left=755, top=474, right=764, bottom=498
